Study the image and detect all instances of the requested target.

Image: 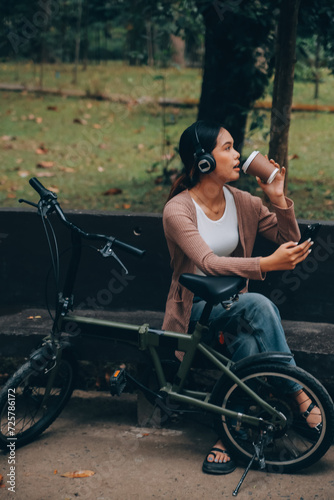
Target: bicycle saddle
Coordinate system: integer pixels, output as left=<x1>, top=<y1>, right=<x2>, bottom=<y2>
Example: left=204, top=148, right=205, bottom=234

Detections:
left=179, top=273, right=246, bottom=305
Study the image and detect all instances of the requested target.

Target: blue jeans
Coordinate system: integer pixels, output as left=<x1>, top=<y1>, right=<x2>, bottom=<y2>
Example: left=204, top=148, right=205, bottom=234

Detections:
left=189, top=292, right=300, bottom=393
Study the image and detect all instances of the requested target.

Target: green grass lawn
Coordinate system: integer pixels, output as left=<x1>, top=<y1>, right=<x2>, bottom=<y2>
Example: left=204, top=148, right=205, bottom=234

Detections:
left=0, top=61, right=203, bottom=101
left=0, top=62, right=334, bottom=219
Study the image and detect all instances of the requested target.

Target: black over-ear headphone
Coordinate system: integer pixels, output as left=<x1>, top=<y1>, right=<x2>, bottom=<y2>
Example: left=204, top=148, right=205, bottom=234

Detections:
left=192, top=122, right=216, bottom=174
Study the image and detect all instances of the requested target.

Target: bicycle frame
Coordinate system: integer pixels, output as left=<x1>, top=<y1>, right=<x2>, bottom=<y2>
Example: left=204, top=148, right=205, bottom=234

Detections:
left=60, top=311, right=286, bottom=429
left=31, top=191, right=286, bottom=432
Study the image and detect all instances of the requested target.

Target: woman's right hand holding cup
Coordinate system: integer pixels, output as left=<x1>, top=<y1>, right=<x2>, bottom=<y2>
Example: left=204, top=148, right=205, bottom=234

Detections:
left=260, top=239, right=313, bottom=273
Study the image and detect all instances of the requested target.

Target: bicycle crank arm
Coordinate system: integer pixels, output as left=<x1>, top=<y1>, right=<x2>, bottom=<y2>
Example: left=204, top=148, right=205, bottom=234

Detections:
left=116, top=370, right=167, bottom=408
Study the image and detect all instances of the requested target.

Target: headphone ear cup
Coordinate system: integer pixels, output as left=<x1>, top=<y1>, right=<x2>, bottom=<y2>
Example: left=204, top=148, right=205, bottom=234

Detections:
left=196, top=153, right=216, bottom=174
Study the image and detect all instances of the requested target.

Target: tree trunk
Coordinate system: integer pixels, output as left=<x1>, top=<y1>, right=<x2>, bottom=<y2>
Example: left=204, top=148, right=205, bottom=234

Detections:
left=39, top=34, right=46, bottom=89
left=197, top=5, right=272, bottom=155
left=314, top=32, right=320, bottom=100
left=146, top=20, right=154, bottom=66
left=73, top=0, right=82, bottom=84
left=170, top=34, right=185, bottom=67
left=81, top=0, right=89, bottom=70
left=268, top=0, right=301, bottom=192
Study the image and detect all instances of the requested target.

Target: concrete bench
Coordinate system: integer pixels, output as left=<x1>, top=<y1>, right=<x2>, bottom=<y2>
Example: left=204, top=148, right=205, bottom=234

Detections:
left=1, top=208, right=334, bottom=400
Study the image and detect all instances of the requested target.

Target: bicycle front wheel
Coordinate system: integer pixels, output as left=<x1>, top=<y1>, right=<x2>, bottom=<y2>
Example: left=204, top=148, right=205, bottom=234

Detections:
left=210, top=362, right=334, bottom=473
left=0, top=349, right=76, bottom=450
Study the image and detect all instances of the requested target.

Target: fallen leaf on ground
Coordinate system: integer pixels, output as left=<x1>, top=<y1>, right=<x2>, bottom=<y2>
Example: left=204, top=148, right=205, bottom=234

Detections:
left=36, top=144, right=48, bottom=154
left=18, top=170, right=30, bottom=178
left=61, top=470, right=95, bottom=478
left=59, top=166, right=75, bottom=173
left=103, top=188, right=122, bottom=196
left=36, top=117, right=43, bottom=124
left=0, top=474, right=4, bottom=487
left=37, top=161, right=54, bottom=169
left=288, top=154, right=299, bottom=160
left=93, top=123, right=102, bottom=129
left=73, top=118, right=87, bottom=125
left=36, top=172, right=54, bottom=178
left=1, top=135, right=16, bottom=141
left=123, top=203, right=131, bottom=209
left=47, top=106, right=58, bottom=111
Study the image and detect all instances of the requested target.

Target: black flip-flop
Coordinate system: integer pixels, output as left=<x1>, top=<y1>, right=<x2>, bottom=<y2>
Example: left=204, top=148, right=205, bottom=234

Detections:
left=202, top=447, right=237, bottom=475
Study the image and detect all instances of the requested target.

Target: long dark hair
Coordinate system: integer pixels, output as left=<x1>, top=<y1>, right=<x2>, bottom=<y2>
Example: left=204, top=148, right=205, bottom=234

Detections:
left=167, top=120, right=223, bottom=200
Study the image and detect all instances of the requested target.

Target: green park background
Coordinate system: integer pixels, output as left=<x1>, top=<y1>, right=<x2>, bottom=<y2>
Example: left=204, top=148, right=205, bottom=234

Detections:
left=1, top=1, right=334, bottom=221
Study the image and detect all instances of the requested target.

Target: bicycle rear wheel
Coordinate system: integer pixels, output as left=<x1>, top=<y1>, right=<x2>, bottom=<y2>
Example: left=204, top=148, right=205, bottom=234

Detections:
left=0, top=349, right=76, bottom=450
left=210, top=362, right=334, bottom=473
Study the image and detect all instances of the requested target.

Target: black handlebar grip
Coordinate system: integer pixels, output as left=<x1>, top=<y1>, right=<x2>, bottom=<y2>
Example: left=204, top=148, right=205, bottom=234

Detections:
left=113, top=238, right=146, bottom=258
left=29, top=177, right=54, bottom=199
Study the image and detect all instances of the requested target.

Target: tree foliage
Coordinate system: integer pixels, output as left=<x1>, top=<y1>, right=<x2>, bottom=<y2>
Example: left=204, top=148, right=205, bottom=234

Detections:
left=1, top=1, right=334, bottom=71
left=1, top=0, right=334, bottom=164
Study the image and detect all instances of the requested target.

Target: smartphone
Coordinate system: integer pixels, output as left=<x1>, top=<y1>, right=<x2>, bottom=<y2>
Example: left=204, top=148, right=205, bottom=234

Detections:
left=299, top=223, right=321, bottom=244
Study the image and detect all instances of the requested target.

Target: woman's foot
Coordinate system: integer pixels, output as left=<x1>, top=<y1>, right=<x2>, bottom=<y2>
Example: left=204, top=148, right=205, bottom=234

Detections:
left=294, top=389, right=322, bottom=428
left=202, top=440, right=236, bottom=475
left=292, top=389, right=322, bottom=442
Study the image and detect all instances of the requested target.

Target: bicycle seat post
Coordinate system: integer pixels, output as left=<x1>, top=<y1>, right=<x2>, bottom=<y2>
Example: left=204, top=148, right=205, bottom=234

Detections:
left=198, top=301, right=213, bottom=327
left=172, top=301, right=213, bottom=393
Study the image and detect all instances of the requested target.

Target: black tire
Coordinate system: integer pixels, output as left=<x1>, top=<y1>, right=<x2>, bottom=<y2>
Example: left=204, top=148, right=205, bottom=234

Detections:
left=210, top=362, right=334, bottom=473
left=0, top=349, right=76, bottom=450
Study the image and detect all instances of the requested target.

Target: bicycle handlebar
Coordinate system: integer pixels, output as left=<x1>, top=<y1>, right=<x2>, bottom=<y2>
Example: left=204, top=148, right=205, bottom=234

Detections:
left=29, top=177, right=57, bottom=200
left=28, top=177, right=145, bottom=258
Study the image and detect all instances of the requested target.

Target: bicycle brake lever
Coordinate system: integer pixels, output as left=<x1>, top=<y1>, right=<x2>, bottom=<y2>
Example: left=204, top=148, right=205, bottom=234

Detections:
left=99, top=241, right=129, bottom=275
left=18, top=198, right=39, bottom=208
left=37, top=198, right=60, bottom=218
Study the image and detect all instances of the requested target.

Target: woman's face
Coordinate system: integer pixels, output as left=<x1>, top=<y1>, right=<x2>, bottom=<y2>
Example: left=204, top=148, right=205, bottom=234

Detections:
left=210, top=128, right=240, bottom=183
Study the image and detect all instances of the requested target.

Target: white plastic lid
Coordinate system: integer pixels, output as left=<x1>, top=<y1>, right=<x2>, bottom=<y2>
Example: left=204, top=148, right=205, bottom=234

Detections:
left=266, top=167, right=279, bottom=184
left=242, top=151, right=259, bottom=173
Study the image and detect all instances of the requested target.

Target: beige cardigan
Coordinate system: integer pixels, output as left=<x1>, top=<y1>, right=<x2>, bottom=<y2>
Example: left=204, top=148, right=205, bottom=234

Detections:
left=162, top=185, right=301, bottom=334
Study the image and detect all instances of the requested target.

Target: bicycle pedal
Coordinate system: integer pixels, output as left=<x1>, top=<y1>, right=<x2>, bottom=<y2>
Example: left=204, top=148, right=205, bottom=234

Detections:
left=110, top=368, right=127, bottom=396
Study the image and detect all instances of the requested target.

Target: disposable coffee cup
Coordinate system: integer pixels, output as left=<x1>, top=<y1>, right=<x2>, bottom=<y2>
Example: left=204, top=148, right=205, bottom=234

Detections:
left=242, top=151, right=279, bottom=184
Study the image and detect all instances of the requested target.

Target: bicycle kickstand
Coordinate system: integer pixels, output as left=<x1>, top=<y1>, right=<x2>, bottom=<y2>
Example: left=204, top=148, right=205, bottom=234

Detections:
left=232, top=428, right=270, bottom=497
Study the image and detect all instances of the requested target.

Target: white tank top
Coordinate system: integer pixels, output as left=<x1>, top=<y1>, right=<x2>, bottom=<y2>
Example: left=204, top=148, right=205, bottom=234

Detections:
left=192, top=186, right=239, bottom=275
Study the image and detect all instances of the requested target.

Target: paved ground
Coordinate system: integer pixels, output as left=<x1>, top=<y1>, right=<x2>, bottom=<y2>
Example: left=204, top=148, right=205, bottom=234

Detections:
left=1, top=390, right=333, bottom=500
